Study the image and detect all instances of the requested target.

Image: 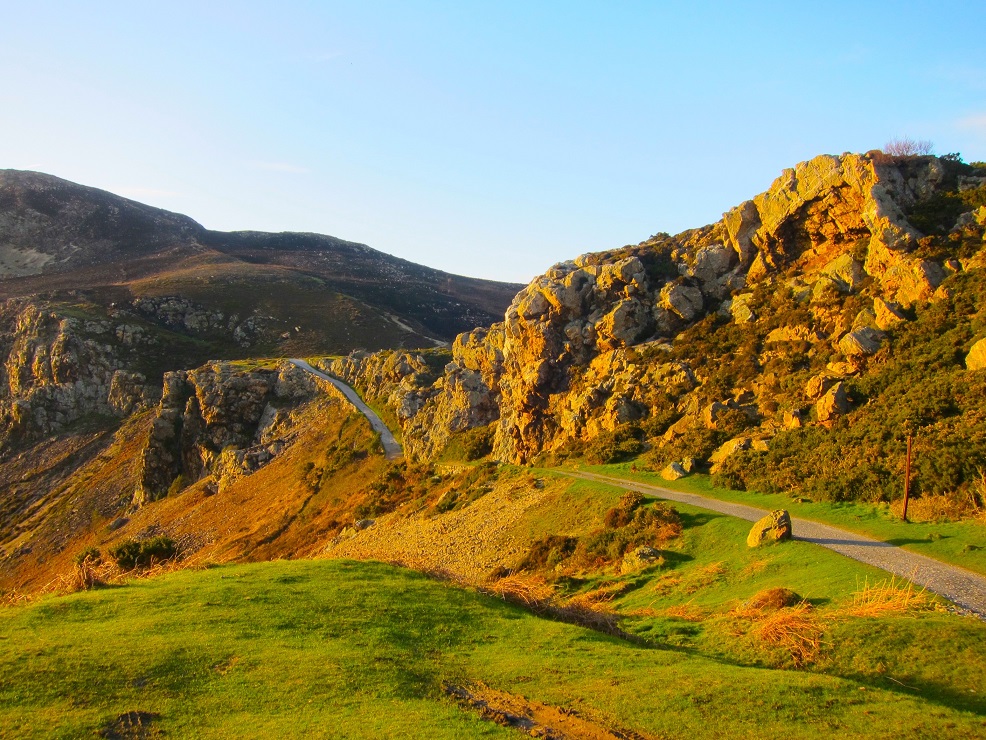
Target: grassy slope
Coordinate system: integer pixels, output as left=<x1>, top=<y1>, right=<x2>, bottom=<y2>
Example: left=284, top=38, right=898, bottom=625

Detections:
left=2, top=559, right=985, bottom=739
left=581, top=463, right=986, bottom=576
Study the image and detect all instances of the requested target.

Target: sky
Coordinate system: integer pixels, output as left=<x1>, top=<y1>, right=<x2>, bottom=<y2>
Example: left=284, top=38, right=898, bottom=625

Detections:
left=2, top=2, right=984, bottom=283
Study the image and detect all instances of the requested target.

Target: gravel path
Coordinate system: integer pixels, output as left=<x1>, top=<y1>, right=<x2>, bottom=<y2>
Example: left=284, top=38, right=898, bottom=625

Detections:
left=289, top=359, right=403, bottom=460
left=561, top=470, right=986, bottom=617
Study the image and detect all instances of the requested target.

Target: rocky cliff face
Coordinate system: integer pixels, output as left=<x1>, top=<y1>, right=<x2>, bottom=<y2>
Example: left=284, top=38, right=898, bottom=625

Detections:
left=135, top=362, right=317, bottom=503
left=330, top=153, right=986, bottom=466
left=0, top=299, right=160, bottom=447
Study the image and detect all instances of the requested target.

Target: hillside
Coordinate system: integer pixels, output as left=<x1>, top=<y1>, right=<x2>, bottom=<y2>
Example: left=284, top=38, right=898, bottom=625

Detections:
left=326, top=152, right=986, bottom=508
left=3, top=152, right=986, bottom=739
left=0, top=169, right=521, bottom=351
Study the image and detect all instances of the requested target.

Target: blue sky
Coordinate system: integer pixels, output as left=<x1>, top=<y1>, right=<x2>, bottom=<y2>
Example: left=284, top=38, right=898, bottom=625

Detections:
left=2, top=2, right=984, bottom=283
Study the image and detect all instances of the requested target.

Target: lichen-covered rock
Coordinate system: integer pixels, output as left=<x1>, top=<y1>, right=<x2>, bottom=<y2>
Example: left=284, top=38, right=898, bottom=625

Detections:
left=0, top=299, right=158, bottom=445
left=322, top=152, right=967, bottom=467
left=620, top=545, right=663, bottom=574
left=838, top=327, right=886, bottom=356
left=661, top=462, right=687, bottom=481
left=816, top=381, right=849, bottom=422
left=710, top=436, right=752, bottom=470
left=747, top=510, right=793, bottom=547
left=967, top=338, right=986, bottom=371
left=873, top=297, right=907, bottom=330
left=134, top=361, right=316, bottom=504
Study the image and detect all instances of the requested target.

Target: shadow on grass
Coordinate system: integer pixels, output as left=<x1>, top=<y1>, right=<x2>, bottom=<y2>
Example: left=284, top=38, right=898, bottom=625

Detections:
left=886, top=536, right=952, bottom=547
left=678, top=510, right=722, bottom=529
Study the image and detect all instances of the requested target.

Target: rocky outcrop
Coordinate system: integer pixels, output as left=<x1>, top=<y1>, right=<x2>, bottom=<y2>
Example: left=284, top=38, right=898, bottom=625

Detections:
left=134, top=362, right=316, bottom=503
left=747, top=510, right=793, bottom=547
left=0, top=299, right=159, bottom=445
left=329, top=153, right=985, bottom=467
left=130, top=296, right=271, bottom=348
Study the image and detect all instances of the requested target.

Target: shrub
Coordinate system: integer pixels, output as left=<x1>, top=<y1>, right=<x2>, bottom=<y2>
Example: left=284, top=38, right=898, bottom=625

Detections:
left=583, top=424, right=644, bottom=464
left=460, top=424, right=495, bottom=461
left=109, top=536, right=177, bottom=571
left=516, top=536, right=579, bottom=571
left=883, top=137, right=934, bottom=157
left=73, top=547, right=102, bottom=567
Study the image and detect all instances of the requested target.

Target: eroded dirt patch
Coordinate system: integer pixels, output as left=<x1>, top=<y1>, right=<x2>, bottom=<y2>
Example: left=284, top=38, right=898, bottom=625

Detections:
left=97, top=710, right=163, bottom=739
left=443, top=681, right=659, bottom=740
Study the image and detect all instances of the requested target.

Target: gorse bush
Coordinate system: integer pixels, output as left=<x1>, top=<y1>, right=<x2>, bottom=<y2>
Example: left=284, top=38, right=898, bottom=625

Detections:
left=109, top=536, right=177, bottom=571
left=460, top=424, right=495, bottom=461
left=73, top=547, right=102, bottom=567
left=583, top=424, right=644, bottom=464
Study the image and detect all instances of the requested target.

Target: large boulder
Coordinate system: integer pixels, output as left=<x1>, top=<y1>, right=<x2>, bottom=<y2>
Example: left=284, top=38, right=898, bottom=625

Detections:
left=816, top=381, right=849, bottom=421
left=661, top=461, right=688, bottom=481
left=660, top=282, right=704, bottom=321
left=747, top=510, right=793, bottom=547
left=838, top=327, right=886, bottom=356
left=967, top=338, right=986, bottom=371
left=873, top=297, right=907, bottom=330
left=709, top=436, right=752, bottom=471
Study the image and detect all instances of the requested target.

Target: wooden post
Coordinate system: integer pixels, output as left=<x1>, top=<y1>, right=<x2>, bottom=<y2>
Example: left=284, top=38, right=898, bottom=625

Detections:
left=902, top=434, right=912, bottom=522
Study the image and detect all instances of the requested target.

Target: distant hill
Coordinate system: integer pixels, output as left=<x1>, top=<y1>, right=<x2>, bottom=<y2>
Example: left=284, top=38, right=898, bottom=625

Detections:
left=0, top=169, right=523, bottom=351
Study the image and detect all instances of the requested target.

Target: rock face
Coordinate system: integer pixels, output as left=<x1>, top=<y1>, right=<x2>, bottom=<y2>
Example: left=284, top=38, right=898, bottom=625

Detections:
left=747, top=510, right=793, bottom=547
left=0, top=299, right=159, bottom=445
left=135, top=362, right=316, bottom=503
left=324, top=153, right=986, bottom=468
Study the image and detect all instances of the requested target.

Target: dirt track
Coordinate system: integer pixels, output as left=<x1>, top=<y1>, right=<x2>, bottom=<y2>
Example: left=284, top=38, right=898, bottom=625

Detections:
left=561, top=470, right=986, bottom=618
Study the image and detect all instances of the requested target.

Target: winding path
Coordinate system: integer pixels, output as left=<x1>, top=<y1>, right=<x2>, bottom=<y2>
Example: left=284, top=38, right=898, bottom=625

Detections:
left=288, top=359, right=403, bottom=460
left=560, top=470, right=986, bottom=617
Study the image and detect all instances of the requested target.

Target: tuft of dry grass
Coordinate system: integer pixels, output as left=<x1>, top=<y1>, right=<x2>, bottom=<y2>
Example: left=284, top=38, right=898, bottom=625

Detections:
left=485, top=572, right=555, bottom=606
left=755, top=602, right=822, bottom=667
left=660, top=601, right=706, bottom=622
left=844, top=576, right=930, bottom=617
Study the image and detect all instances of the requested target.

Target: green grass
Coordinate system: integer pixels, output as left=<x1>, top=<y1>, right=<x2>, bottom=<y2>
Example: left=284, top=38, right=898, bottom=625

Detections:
left=2, top=559, right=985, bottom=739
left=582, top=463, right=986, bottom=576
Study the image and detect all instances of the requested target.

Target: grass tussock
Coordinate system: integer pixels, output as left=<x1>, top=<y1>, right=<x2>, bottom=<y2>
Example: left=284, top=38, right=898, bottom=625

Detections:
left=485, top=572, right=555, bottom=606
left=754, top=602, right=823, bottom=667
left=844, top=576, right=931, bottom=617
left=483, top=572, right=628, bottom=637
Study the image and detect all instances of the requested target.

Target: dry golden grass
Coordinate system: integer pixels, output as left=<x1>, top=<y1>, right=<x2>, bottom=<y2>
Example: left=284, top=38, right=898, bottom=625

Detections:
left=659, top=601, right=706, bottom=622
left=843, top=576, right=931, bottom=617
left=755, top=602, right=822, bottom=667
left=566, top=589, right=616, bottom=612
left=485, top=572, right=555, bottom=605
left=890, top=481, right=986, bottom=523
left=680, top=561, right=727, bottom=595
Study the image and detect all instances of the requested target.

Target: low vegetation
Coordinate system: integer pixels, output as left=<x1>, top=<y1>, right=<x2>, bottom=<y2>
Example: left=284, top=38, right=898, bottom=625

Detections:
left=2, top=548, right=983, bottom=738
